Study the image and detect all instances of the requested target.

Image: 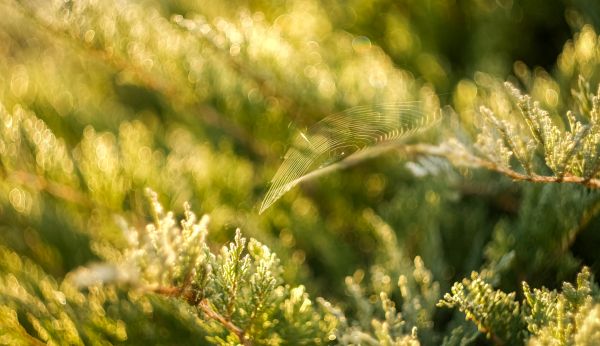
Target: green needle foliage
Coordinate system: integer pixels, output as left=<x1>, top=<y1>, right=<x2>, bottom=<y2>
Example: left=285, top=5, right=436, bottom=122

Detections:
left=1, top=0, right=600, bottom=345
left=440, top=267, right=600, bottom=346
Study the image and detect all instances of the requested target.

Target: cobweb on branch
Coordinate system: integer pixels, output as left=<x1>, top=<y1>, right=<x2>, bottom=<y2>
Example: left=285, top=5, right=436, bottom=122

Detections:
left=259, top=102, right=441, bottom=214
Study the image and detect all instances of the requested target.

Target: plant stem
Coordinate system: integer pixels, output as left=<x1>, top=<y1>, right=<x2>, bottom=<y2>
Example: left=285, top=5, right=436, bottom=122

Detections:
left=399, top=144, right=600, bottom=189
left=199, top=299, right=250, bottom=346
left=150, top=286, right=250, bottom=346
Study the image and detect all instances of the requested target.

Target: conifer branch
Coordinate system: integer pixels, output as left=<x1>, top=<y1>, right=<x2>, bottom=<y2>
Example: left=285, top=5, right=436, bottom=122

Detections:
left=151, top=285, right=250, bottom=345
left=198, top=299, right=250, bottom=346
left=398, top=143, right=600, bottom=189
left=8, top=0, right=267, bottom=159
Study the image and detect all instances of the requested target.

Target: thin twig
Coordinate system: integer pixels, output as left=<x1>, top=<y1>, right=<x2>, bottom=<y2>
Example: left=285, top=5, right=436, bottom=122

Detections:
left=198, top=299, right=250, bottom=346
left=149, top=286, right=250, bottom=346
left=398, top=144, right=600, bottom=189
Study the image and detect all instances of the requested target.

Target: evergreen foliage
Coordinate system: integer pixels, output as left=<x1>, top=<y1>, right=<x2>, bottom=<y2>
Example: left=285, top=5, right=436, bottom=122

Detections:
left=440, top=267, right=600, bottom=346
left=1, top=0, right=600, bottom=344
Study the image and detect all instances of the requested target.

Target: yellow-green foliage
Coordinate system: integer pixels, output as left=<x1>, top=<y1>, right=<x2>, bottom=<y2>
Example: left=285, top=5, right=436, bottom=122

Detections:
left=440, top=267, right=600, bottom=346
left=1, top=0, right=600, bottom=345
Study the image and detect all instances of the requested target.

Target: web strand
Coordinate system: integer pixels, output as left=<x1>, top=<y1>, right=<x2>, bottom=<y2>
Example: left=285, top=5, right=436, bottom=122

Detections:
left=259, top=102, right=440, bottom=214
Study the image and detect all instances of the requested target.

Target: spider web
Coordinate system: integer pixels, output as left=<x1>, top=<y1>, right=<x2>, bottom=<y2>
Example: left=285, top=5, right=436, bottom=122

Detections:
left=259, top=102, right=440, bottom=214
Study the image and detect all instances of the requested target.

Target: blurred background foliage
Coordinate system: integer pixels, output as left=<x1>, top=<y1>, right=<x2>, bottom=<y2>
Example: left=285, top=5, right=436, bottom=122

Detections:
left=1, top=0, right=600, bottom=344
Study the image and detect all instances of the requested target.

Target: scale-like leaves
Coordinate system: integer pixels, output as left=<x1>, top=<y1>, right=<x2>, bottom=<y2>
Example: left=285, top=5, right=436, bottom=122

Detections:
left=260, top=103, right=440, bottom=213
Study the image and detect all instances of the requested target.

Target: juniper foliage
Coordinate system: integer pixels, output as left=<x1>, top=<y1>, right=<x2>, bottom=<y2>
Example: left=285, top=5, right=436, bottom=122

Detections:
left=1, top=0, right=600, bottom=345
